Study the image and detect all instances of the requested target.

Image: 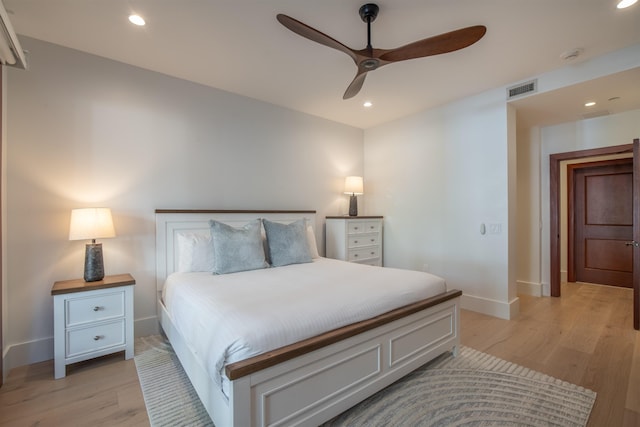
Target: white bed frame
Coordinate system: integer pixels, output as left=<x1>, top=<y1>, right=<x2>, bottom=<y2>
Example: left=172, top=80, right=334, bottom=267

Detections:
left=156, top=210, right=461, bottom=427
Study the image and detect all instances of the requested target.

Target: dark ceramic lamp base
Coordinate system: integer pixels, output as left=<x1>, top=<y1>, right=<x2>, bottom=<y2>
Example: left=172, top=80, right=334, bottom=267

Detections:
left=349, top=194, right=358, bottom=216
left=84, top=242, right=105, bottom=282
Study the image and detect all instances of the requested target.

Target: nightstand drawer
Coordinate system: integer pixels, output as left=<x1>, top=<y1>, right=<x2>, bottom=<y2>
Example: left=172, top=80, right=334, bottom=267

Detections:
left=66, top=319, right=126, bottom=358
left=66, top=291, right=125, bottom=327
left=348, top=247, right=381, bottom=262
left=348, top=233, right=380, bottom=248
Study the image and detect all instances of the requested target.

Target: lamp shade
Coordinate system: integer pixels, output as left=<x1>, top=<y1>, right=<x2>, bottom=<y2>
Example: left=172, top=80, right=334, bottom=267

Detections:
left=344, top=176, right=364, bottom=195
left=69, top=208, right=116, bottom=241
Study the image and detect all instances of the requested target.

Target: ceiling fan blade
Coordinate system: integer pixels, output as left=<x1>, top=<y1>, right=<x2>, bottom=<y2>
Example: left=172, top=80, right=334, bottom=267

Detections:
left=277, top=14, right=358, bottom=62
left=343, top=71, right=368, bottom=100
left=380, top=25, right=486, bottom=62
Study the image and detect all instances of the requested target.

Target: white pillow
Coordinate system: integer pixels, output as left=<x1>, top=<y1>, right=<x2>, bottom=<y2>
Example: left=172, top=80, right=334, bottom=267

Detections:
left=306, top=224, right=320, bottom=258
left=176, top=232, right=215, bottom=272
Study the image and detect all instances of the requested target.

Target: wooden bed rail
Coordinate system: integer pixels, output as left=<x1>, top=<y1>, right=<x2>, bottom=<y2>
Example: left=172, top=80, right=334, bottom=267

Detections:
left=226, top=289, right=462, bottom=380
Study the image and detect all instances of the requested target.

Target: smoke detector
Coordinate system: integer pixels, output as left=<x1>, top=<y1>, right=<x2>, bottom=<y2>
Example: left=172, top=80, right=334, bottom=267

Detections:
left=560, top=48, right=583, bottom=61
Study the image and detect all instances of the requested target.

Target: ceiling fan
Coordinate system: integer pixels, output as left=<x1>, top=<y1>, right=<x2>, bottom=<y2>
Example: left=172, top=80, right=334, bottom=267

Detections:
left=277, top=4, right=486, bottom=100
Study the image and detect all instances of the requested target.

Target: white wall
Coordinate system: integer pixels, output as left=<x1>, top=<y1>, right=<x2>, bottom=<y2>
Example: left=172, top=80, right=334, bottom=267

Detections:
left=516, top=125, right=542, bottom=295
left=3, top=37, right=363, bottom=371
left=364, top=87, right=518, bottom=319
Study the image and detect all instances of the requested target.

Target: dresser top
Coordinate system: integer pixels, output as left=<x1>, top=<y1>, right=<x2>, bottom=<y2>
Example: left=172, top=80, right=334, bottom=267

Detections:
left=326, top=216, right=383, bottom=219
left=51, top=273, right=135, bottom=295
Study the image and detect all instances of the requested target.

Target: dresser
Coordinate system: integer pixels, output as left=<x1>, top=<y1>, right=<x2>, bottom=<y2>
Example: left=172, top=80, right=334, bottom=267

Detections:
left=325, top=216, right=383, bottom=266
left=51, top=273, right=135, bottom=379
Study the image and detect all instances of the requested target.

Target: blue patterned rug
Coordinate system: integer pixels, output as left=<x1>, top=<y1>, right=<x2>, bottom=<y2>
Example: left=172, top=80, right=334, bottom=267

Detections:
left=135, top=336, right=596, bottom=426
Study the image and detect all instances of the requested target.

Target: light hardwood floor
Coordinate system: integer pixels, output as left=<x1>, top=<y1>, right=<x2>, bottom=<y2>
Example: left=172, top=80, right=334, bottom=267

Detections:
left=0, top=281, right=638, bottom=426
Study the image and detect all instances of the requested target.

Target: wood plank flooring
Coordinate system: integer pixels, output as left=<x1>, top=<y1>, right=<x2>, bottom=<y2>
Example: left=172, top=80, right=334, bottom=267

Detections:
left=0, top=281, right=638, bottom=426
left=0, top=352, right=149, bottom=426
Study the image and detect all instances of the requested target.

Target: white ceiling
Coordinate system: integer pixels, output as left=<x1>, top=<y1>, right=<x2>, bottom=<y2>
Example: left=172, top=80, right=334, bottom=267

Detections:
left=4, top=0, right=640, bottom=129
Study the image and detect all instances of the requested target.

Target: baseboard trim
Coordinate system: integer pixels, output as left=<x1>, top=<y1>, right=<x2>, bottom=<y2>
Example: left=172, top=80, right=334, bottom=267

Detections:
left=542, top=282, right=551, bottom=296
left=517, top=280, right=543, bottom=297
left=3, top=317, right=160, bottom=375
left=4, top=336, right=53, bottom=375
left=460, top=293, right=520, bottom=320
left=135, top=315, right=160, bottom=338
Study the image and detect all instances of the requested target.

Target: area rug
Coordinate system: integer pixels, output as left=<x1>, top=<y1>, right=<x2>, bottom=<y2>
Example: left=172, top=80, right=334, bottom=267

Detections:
left=135, top=335, right=596, bottom=427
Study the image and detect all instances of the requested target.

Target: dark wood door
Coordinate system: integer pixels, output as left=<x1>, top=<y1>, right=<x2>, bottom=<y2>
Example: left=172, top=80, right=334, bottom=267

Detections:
left=0, top=66, right=3, bottom=386
left=633, top=139, right=639, bottom=330
left=572, top=159, right=633, bottom=288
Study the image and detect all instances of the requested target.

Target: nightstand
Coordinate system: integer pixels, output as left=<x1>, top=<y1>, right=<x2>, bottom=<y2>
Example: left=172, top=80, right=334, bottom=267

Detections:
left=326, top=216, right=383, bottom=266
left=51, top=273, right=135, bottom=379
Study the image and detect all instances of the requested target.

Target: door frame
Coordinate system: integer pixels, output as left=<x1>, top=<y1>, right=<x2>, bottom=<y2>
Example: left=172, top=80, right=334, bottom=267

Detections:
left=567, top=158, right=634, bottom=284
left=550, top=143, right=638, bottom=330
left=633, top=139, right=639, bottom=330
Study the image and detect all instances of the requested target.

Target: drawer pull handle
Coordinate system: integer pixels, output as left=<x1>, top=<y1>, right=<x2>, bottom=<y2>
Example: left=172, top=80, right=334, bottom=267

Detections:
left=93, top=306, right=103, bottom=312
left=93, top=335, right=103, bottom=341
left=354, top=254, right=358, bottom=257
left=371, top=252, right=375, bottom=255
left=354, top=240, right=358, bottom=243
left=354, top=227, right=359, bottom=230
left=371, top=239, right=375, bottom=242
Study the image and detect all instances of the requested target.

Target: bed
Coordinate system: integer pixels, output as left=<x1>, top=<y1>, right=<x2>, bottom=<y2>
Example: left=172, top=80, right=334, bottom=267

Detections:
left=156, top=210, right=461, bottom=427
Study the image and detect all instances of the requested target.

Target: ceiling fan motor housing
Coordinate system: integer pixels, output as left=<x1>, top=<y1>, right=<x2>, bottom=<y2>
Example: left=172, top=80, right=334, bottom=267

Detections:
left=359, top=4, right=379, bottom=22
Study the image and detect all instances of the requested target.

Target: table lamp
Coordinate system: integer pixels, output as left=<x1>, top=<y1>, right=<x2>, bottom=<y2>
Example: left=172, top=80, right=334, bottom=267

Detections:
left=69, top=208, right=116, bottom=282
left=344, top=176, right=364, bottom=216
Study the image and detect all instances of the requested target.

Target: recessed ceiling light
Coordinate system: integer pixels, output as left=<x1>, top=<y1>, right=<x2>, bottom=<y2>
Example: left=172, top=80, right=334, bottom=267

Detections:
left=128, top=14, right=145, bottom=26
left=617, top=0, right=637, bottom=8
left=585, top=101, right=596, bottom=107
left=363, top=101, right=373, bottom=108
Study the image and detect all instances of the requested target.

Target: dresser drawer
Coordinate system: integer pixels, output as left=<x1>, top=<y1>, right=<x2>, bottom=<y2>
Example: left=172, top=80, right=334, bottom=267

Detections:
left=361, top=221, right=381, bottom=234
left=348, top=233, right=380, bottom=248
left=348, top=247, right=381, bottom=262
left=66, top=319, right=126, bottom=358
left=347, top=221, right=365, bottom=234
left=347, top=220, right=381, bottom=234
left=66, top=291, right=125, bottom=327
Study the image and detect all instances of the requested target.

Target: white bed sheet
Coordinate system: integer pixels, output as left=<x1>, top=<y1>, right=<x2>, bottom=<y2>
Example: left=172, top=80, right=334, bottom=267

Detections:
left=162, top=257, right=447, bottom=394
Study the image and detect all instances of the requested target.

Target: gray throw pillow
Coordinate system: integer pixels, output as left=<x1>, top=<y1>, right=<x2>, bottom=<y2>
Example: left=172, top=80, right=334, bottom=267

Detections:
left=262, top=219, right=312, bottom=267
left=209, top=219, right=268, bottom=274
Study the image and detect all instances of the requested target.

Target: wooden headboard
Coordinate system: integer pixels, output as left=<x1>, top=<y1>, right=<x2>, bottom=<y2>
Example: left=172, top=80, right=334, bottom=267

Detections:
left=155, top=209, right=317, bottom=290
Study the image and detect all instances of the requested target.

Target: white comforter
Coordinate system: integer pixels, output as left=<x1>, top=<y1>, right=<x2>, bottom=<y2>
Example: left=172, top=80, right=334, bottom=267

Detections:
left=162, top=257, right=447, bottom=390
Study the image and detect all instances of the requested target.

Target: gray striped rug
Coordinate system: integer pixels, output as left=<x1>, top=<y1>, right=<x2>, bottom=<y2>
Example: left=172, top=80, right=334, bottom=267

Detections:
left=135, top=336, right=596, bottom=426
left=135, top=335, right=213, bottom=426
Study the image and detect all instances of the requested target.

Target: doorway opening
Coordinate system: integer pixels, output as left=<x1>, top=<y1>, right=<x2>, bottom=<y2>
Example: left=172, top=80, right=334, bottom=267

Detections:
left=549, top=143, right=639, bottom=330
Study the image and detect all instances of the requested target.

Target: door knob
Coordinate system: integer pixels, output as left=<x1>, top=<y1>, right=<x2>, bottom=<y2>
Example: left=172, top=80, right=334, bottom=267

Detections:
left=625, top=241, right=639, bottom=247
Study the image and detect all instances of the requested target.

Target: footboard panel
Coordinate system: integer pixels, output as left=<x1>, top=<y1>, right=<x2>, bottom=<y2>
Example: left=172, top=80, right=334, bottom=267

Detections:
left=257, top=344, right=382, bottom=426
left=230, top=296, right=459, bottom=427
